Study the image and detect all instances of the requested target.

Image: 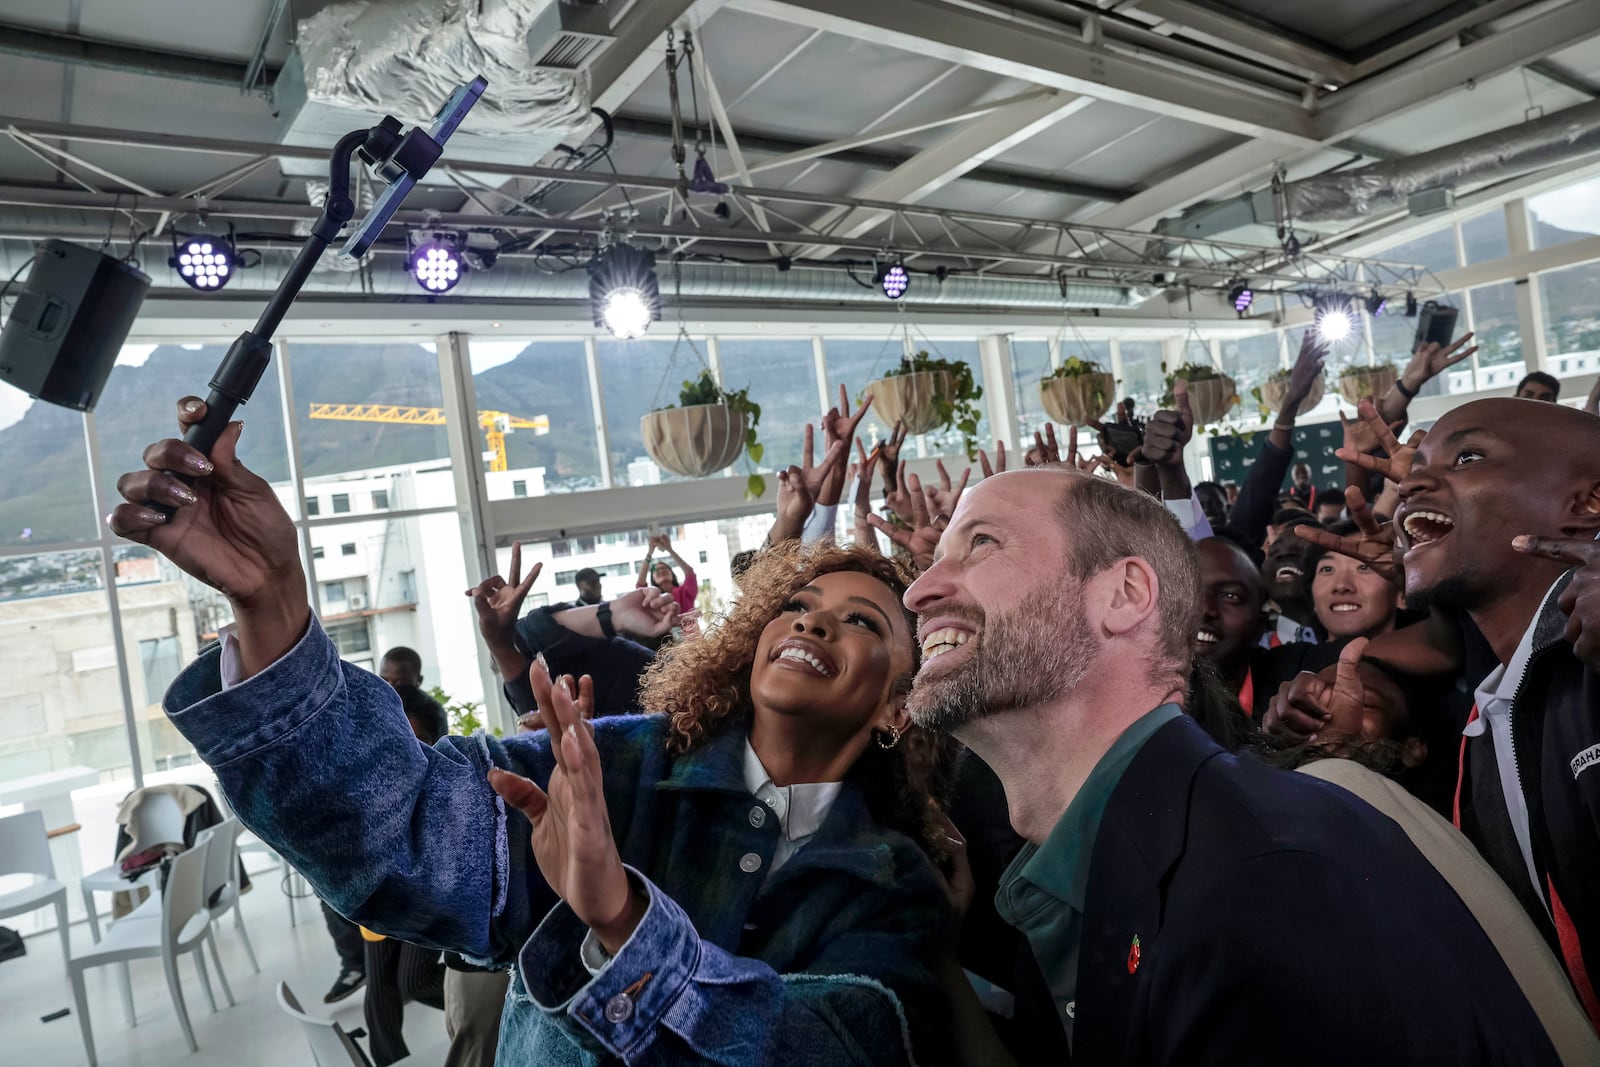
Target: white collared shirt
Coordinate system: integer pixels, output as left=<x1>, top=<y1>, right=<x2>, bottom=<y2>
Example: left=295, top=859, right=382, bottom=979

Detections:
left=580, top=740, right=843, bottom=973
left=1466, top=578, right=1563, bottom=916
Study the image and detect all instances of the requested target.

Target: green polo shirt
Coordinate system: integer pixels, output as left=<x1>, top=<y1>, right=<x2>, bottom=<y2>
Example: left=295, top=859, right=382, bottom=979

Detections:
left=994, top=703, right=1183, bottom=1044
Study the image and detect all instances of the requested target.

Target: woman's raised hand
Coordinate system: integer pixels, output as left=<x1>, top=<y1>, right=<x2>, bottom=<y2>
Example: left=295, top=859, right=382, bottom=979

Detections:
left=109, top=397, right=301, bottom=609
left=490, top=664, right=644, bottom=954
left=465, top=541, right=541, bottom=648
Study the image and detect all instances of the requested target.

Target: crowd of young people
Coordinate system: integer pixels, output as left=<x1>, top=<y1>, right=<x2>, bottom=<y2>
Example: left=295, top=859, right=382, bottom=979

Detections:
left=104, top=333, right=1600, bottom=1064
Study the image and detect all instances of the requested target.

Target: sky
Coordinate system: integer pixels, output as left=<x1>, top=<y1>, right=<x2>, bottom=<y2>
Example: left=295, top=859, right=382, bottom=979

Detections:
left=1528, top=178, right=1600, bottom=237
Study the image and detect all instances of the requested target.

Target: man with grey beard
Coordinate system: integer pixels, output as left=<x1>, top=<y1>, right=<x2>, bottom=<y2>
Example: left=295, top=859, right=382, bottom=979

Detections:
left=900, top=467, right=1557, bottom=1065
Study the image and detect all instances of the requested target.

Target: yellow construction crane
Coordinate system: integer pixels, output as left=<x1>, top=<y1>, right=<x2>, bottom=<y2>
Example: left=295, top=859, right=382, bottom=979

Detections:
left=308, top=403, right=550, bottom=472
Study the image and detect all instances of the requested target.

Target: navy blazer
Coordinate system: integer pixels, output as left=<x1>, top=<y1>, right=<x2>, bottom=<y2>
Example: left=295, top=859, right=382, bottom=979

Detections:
left=1070, top=715, right=1558, bottom=1066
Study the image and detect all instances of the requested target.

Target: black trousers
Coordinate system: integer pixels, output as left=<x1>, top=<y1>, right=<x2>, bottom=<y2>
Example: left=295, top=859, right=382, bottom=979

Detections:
left=321, top=899, right=366, bottom=973
left=364, top=937, right=446, bottom=1066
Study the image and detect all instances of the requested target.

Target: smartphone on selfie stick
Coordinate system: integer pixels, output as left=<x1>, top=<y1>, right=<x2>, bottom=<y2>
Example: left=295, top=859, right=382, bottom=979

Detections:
left=175, top=77, right=487, bottom=460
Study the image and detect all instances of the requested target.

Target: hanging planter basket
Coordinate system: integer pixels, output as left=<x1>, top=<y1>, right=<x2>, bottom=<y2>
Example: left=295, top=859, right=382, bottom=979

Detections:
left=1338, top=365, right=1399, bottom=406
left=1259, top=374, right=1324, bottom=417
left=866, top=370, right=953, bottom=435
left=1184, top=374, right=1240, bottom=427
left=640, top=403, right=748, bottom=477
left=1039, top=372, right=1116, bottom=426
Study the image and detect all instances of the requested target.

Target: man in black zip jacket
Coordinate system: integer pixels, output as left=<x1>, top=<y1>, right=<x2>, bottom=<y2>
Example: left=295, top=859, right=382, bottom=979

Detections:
left=1280, top=397, right=1600, bottom=1031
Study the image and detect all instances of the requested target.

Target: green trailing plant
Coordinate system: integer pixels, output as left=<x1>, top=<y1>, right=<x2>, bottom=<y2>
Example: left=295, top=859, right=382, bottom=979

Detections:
left=1041, top=355, right=1109, bottom=380
left=430, top=685, right=502, bottom=738
left=657, top=369, right=767, bottom=499
left=1158, top=362, right=1228, bottom=407
left=1338, top=360, right=1399, bottom=380
left=886, top=351, right=985, bottom=459
left=1246, top=366, right=1297, bottom=421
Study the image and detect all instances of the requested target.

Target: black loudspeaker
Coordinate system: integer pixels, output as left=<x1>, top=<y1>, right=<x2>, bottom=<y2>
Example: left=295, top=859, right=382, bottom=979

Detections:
left=0, top=240, right=150, bottom=412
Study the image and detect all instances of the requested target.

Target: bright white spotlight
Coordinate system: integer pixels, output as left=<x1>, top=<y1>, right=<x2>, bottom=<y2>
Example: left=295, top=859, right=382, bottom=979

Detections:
left=601, top=289, right=653, bottom=340
left=588, top=244, right=661, bottom=338
left=1316, top=302, right=1354, bottom=342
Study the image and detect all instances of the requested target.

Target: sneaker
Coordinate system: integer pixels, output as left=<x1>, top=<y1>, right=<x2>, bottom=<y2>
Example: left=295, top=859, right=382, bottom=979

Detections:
left=323, top=969, right=366, bottom=1004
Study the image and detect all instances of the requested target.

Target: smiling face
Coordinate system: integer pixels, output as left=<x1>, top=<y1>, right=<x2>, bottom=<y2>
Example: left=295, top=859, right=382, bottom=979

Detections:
left=902, top=474, right=1100, bottom=732
left=1194, top=538, right=1265, bottom=678
left=748, top=570, right=916, bottom=739
left=1263, top=524, right=1313, bottom=603
left=1395, top=399, right=1600, bottom=612
left=1310, top=552, right=1397, bottom=639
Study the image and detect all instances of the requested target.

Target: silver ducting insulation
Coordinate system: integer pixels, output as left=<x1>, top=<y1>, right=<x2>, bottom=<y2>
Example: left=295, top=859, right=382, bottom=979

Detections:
left=1285, top=99, right=1600, bottom=223
left=0, top=238, right=1152, bottom=309
left=296, top=0, right=591, bottom=135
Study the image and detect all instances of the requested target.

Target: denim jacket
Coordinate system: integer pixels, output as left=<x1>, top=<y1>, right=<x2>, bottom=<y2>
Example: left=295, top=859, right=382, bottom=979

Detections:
left=164, top=617, right=950, bottom=1065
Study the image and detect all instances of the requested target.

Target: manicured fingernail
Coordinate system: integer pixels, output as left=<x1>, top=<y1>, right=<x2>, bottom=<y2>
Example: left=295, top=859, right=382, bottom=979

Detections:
left=182, top=399, right=202, bottom=414
left=565, top=722, right=577, bottom=737
left=104, top=512, right=115, bottom=526
left=184, top=454, right=213, bottom=474
left=1512, top=535, right=1530, bottom=550
left=1308, top=733, right=1318, bottom=743
left=139, top=509, right=169, bottom=524
left=172, top=485, right=197, bottom=505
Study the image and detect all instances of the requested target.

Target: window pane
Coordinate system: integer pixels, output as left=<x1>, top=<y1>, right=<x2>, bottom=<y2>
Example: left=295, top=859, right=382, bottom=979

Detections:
left=92, top=344, right=292, bottom=531
left=471, top=339, right=603, bottom=498
left=1373, top=226, right=1460, bottom=275
left=1219, top=334, right=1282, bottom=408
left=139, top=635, right=182, bottom=705
left=1529, top=176, right=1600, bottom=249
left=1467, top=282, right=1522, bottom=387
left=0, top=396, right=97, bottom=544
left=718, top=339, right=821, bottom=473
left=307, top=515, right=482, bottom=717
left=289, top=341, right=454, bottom=505
left=372, top=490, right=389, bottom=509
left=305, top=496, right=320, bottom=517
left=596, top=338, right=702, bottom=486
left=1462, top=210, right=1510, bottom=264
left=1118, top=341, right=1166, bottom=412
left=331, top=493, right=351, bottom=514
left=1010, top=340, right=1053, bottom=442
left=0, top=549, right=142, bottom=929
left=1538, top=260, right=1600, bottom=379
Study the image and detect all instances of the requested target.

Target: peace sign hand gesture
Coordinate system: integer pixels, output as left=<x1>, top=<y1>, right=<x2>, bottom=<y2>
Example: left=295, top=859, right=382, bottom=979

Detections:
left=465, top=541, right=542, bottom=649
left=1297, top=487, right=1398, bottom=581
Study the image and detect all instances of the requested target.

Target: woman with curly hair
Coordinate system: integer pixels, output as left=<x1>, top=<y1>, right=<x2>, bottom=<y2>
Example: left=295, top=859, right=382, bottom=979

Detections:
left=111, top=405, right=965, bottom=1065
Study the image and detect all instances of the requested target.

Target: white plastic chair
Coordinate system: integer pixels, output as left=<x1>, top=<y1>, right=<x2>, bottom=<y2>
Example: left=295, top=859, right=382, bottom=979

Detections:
left=200, top=816, right=259, bottom=974
left=0, top=811, right=72, bottom=972
left=277, top=981, right=372, bottom=1066
left=67, top=832, right=234, bottom=1066
left=80, top=790, right=187, bottom=942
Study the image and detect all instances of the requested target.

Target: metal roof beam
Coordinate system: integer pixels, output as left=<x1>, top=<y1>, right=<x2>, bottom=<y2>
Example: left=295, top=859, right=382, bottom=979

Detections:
left=794, top=91, right=1094, bottom=258
left=0, top=20, right=275, bottom=89
left=731, top=0, right=1318, bottom=146
left=1312, top=0, right=1600, bottom=141
left=1125, top=0, right=1354, bottom=84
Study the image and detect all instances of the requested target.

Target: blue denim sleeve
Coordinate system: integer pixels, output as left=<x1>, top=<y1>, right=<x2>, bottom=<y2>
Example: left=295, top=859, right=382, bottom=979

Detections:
left=517, top=868, right=923, bottom=1066
left=162, top=615, right=655, bottom=967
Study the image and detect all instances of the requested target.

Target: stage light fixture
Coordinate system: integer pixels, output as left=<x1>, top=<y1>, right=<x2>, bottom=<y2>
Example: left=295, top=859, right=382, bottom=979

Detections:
left=588, top=243, right=661, bottom=340
left=409, top=234, right=464, bottom=293
left=1314, top=293, right=1355, bottom=343
left=1365, top=290, right=1388, bottom=317
left=1228, top=282, right=1253, bottom=313
left=873, top=261, right=910, bottom=300
left=1404, top=291, right=1419, bottom=317
left=170, top=230, right=237, bottom=292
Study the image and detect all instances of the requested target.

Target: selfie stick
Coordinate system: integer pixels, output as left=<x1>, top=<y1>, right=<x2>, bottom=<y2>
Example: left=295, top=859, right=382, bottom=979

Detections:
left=180, top=76, right=487, bottom=456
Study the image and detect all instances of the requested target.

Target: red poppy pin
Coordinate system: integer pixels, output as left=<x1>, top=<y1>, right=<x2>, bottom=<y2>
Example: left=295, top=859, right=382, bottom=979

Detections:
left=1126, top=934, right=1141, bottom=975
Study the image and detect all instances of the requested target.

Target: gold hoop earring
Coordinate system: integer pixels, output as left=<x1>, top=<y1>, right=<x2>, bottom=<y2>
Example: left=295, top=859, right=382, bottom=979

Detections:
left=876, top=724, right=901, bottom=750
